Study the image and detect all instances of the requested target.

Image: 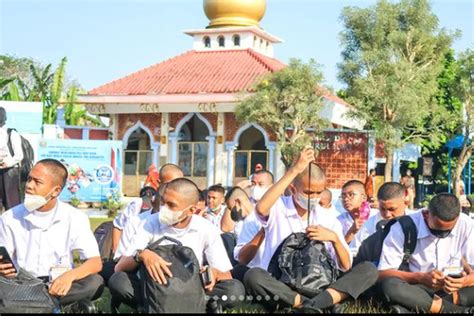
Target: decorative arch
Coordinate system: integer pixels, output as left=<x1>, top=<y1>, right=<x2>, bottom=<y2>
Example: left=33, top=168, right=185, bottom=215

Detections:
left=175, top=112, right=216, bottom=138
left=233, top=123, right=270, bottom=146
left=122, top=120, right=154, bottom=149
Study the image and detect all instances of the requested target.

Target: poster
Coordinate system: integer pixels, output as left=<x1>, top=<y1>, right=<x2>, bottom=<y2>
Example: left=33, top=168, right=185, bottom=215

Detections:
left=37, top=139, right=123, bottom=202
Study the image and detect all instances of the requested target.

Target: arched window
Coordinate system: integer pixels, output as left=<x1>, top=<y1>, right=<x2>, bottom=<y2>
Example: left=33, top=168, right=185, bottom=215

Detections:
left=253, top=36, right=257, bottom=48
left=218, top=36, right=225, bottom=47
left=203, top=36, right=211, bottom=48
left=233, top=35, right=240, bottom=47
left=234, top=126, right=268, bottom=182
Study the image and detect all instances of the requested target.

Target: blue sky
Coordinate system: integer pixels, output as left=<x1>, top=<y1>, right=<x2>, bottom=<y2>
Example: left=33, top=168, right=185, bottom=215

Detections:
left=1, top=0, right=472, bottom=91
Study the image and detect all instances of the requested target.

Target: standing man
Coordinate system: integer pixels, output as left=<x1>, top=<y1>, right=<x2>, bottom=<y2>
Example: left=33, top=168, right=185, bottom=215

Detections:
left=364, top=169, right=376, bottom=203
left=0, top=107, right=23, bottom=212
left=401, top=169, right=416, bottom=210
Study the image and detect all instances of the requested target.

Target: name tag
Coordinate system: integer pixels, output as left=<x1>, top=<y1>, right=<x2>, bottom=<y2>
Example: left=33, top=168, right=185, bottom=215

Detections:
left=49, top=265, right=70, bottom=282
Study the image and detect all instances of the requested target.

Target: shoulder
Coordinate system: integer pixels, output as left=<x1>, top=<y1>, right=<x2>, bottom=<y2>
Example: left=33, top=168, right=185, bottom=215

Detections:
left=1, top=204, right=26, bottom=224
left=58, top=201, right=89, bottom=222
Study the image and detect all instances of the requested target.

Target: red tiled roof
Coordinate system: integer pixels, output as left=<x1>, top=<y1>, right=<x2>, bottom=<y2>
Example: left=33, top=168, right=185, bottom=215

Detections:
left=89, top=49, right=286, bottom=95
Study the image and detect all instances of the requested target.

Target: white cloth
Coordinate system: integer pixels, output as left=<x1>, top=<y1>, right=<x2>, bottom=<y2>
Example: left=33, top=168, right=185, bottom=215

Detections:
left=125, top=214, right=233, bottom=272
left=204, top=205, right=226, bottom=231
left=378, top=211, right=474, bottom=272
left=319, top=205, right=340, bottom=219
left=0, top=201, right=100, bottom=277
left=0, top=127, right=23, bottom=169
left=113, top=198, right=143, bottom=230
left=336, top=208, right=379, bottom=236
left=233, top=211, right=264, bottom=269
left=349, top=209, right=418, bottom=257
left=114, top=208, right=152, bottom=260
left=256, top=195, right=351, bottom=271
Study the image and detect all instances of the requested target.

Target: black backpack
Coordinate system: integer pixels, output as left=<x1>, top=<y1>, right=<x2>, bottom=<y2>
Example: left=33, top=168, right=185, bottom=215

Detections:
left=268, top=232, right=339, bottom=298
left=353, top=215, right=417, bottom=270
left=0, top=268, right=59, bottom=313
left=93, top=221, right=115, bottom=261
left=140, top=236, right=206, bottom=314
left=7, top=128, right=34, bottom=182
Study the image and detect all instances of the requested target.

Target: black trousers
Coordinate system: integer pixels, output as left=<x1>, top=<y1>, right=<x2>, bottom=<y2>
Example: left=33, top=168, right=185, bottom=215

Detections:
left=231, top=264, right=250, bottom=284
left=99, top=260, right=117, bottom=286
left=108, top=271, right=245, bottom=312
left=221, top=232, right=238, bottom=267
left=381, top=277, right=474, bottom=312
left=243, top=261, right=378, bottom=311
left=0, top=166, right=21, bottom=211
left=57, top=274, right=105, bottom=306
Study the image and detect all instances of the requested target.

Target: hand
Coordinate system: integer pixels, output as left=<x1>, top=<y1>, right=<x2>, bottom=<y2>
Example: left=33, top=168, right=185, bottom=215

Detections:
left=202, top=267, right=216, bottom=293
left=141, top=249, right=173, bottom=285
left=349, top=216, right=365, bottom=234
left=48, top=271, right=75, bottom=297
left=306, top=225, right=337, bottom=243
left=444, top=272, right=468, bottom=294
left=0, top=256, right=16, bottom=278
left=418, top=270, right=444, bottom=290
left=292, top=147, right=316, bottom=174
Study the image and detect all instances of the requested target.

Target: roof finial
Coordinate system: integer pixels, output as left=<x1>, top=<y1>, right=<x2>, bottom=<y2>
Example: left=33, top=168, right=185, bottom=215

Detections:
left=203, top=0, right=267, bottom=29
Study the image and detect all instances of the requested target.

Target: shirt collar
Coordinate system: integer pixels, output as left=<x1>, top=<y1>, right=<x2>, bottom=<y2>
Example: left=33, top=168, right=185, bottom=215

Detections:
left=23, top=200, right=65, bottom=228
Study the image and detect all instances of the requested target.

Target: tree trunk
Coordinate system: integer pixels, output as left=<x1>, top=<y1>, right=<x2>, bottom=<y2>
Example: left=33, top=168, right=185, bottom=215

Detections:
left=384, top=150, right=393, bottom=183
left=453, top=144, right=472, bottom=197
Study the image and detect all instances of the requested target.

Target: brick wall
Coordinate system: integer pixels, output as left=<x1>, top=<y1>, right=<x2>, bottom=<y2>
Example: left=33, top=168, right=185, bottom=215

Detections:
left=117, top=113, right=161, bottom=142
left=224, top=113, right=277, bottom=142
left=63, top=128, right=82, bottom=139
left=89, top=129, right=109, bottom=140
left=314, top=131, right=369, bottom=189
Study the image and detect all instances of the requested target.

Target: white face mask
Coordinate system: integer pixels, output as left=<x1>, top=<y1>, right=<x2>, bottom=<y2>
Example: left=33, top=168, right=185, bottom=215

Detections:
left=159, top=204, right=191, bottom=226
left=24, top=189, right=56, bottom=212
left=252, top=185, right=269, bottom=202
left=294, top=192, right=320, bottom=211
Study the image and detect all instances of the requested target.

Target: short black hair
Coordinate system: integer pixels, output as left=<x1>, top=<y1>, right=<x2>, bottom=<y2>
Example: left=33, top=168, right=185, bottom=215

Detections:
left=254, top=170, right=275, bottom=183
left=198, top=189, right=207, bottom=202
left=140, top=186, right=157, bottom=198
left=37, top=159, right=68, bottom=188
left=225, top=186, right=249, bottom=202
left=208, top=184, right=225, bottom=195
left=165, top=178, right=200, bottom=205
left=342, top=180, right=365, bottom=192
left=378, top=182, right=405, bottom=201
left=428, top=193, right=460, bottom=221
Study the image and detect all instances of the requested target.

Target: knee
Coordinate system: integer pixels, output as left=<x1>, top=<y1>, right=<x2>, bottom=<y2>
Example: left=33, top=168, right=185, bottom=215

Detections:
left=380, top=277, right=405, bottom=301
left=223, top=279, right=246, bottom=299
left=108, top=272, right=129, bottom=297
left=243, top=268, right=266, bottom=291
left=355, top=261, right=379, bottom=284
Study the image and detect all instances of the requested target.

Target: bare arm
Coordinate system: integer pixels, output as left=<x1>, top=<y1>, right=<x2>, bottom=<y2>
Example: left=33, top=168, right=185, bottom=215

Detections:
left=220, top=208, right=236, bottom=233
left=238, top=228, right=265, bottom=266
left=112, top=227, right=122, bottom=254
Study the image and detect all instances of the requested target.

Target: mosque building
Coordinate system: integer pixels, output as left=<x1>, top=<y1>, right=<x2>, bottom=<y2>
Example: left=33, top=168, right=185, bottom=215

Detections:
left=78, top=0, right=372, bottom=196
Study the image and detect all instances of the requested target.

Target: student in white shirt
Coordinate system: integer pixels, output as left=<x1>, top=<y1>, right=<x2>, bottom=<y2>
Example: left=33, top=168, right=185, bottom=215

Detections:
left=244, top=147, right=378, bottom=313
left=337, top=180, right=378, bottom=246
left=379, top=193, right=474, bottom=313
left=203, top=184, right=226, bottom=230
left=0, top=159, right=103, bottom=312
left=108, top=178, right=245, bottom=312
left=250, top=170, right=274, bottom=203
left=350, top=182, right=416, bottom=257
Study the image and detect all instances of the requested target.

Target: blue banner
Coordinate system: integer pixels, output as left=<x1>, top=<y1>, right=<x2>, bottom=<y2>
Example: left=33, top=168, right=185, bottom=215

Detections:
left=37, top=139, right=123, bottom=202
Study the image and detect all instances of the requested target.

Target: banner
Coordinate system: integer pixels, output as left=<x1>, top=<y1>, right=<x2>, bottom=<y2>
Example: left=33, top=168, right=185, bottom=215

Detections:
left=37, top=139, right=123, bottom=202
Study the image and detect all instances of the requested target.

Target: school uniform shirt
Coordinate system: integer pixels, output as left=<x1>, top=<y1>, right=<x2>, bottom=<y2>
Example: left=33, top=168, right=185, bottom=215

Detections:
left=0, top=200, right=100, bottom=277
left=256, top=195, right=352, bottom=271
left=349, top=208, right=418, bottom=257
left=113, top=197, right=144, bottom=231
left=378, top=211, right=474, bottom=272
left=0, top=127, right=23, bottom=169
left=125, top=214, right=233, bottom=272
left=336, top=208, right=379, bottom=237
left=204, top=205, right=226, bottom=232
left=233, top=211, right=264, bottom=269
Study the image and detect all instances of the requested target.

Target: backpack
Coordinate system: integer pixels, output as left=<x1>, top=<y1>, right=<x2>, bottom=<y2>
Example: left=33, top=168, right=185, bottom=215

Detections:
left=93, top=221, right=114, bottom=261
left=0, top=268, right=59, bottom=313
left=267, top=232, right=339, bottom=298
left=353, top=215, right=417, bottom=270
left=7, top=128, right=34, bottom=182
left=140, top=236, right=206, bottom=314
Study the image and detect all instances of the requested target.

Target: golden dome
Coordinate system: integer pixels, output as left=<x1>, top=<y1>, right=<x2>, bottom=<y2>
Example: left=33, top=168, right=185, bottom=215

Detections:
left=204, top=0, right=267, bottom=29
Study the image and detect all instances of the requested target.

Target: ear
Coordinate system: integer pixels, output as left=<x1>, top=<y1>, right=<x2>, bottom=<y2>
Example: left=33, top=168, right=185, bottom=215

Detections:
left=190, top=205, right=199, bottom=215
left=52, top=185, right=63, bottom=199
left=288, top=183, right=297, bottom=194
left=235, top=198, right=241, bottom=207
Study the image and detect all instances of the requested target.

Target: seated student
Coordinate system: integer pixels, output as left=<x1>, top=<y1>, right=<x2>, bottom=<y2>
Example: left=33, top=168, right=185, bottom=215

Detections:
left=108, top=178, right=245, bottom=312
left=350, top=182, right=416, bottom=256
left=244, top=148, right=378, bottom=312
left=250, top=170, right=274, bottom=203
left=0, top=159, right=104, bottom=312
left=337, top=180, right=378, bottom=249
left=203, top=185, right=227, bottom=230
left=221, top=187, right=265, bottom=282
left=379, top=193, right=474, bottom=313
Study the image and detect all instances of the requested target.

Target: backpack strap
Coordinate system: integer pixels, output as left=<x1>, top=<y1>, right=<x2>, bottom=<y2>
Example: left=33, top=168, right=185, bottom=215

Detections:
left=397, top=215, right=418, bottom=271
left=6, top=128, right=14, bottom=157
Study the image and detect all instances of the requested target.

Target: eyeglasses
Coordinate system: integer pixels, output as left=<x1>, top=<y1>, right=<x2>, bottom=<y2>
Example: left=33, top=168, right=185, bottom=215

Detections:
left=339, top=192, right=361, bottom=200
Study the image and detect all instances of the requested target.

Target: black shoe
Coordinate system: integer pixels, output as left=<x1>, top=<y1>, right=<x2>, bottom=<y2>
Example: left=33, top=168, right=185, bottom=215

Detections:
left=63, top=299, right=97, bottom=314
left=390, top=304, right=413, bottom=314
left=207, top=300, right=224, bottom=314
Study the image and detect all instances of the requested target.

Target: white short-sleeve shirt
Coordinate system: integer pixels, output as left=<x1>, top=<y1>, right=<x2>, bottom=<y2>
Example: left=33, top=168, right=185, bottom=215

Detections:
left=114, top=208, right=152, bottom=260
left=113, top=198, right=143, bottom=231
left=336, top=208, right=379, bottom=237
left=378, top=211, right=474, bottom=272
left=204, top=205, right=226, bottom=232
left=0, top=201, right=100, bottom=277
left=256, top=196, right=351, bottom=271
left=125, top=214, right=233, bottom=272
left=233, top=211, right=264, bottom=269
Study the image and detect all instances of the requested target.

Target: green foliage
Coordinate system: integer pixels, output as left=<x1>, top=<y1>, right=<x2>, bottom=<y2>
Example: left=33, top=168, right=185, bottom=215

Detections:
left=70, top=195, right=81, bottom=207
left=102, top=189, right=125, bottom=218
left=235, top=59, right=330, bottom=167
left=338, top=0, right=459, bottom=179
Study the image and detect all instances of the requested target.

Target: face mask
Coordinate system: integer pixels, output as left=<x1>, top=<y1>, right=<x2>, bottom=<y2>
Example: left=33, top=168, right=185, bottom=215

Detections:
left=230, top=206, right=244, bottom=222
left=24, top=189, right=56, bottom=212
left=429, top=227, right=452, bottom=239
left=294, top=192, right=320, bottom=211
left=252, top=186, right=268, bottom=202
left=159, top=205, right=190, bottom=226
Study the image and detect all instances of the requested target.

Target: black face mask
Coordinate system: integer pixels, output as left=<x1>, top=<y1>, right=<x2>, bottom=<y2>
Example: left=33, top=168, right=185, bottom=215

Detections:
left=230, top=206, right=244, bottom=222
left=429, top=227, right=452, bottom=239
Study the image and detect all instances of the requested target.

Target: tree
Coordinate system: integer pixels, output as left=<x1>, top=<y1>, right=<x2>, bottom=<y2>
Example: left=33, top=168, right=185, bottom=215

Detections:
left=338, top=0, right=458, bottom=181
left=453, top=49, right=474, bottom=197
left=235, top=59, right=329, bottom=168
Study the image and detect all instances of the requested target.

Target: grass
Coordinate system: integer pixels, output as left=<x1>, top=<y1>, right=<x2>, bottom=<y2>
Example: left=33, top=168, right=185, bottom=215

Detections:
left=90, top=217, right=113, bottom=231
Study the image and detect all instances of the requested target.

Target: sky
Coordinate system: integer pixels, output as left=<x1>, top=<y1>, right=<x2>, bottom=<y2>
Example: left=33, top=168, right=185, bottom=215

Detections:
left=1, top=0, right=473, bottom=91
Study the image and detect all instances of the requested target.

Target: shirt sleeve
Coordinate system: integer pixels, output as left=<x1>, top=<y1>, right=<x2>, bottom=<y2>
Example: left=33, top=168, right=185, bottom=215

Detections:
left=123, top=217, right=155, bottom=257
left=461, top=224, right=474, bottom=269
left=378, top=222, right=405, bottom=270
left=233, top=215, right=261, bottom=260
left=0, top=215, right=15, bottom=259
left=4, top=130, right=23, bottom=168
left=70, top=213, right=100, bottom=260
left=255, top=197, right=284, bottom=229
left=204, top=226, right=233, bottom=272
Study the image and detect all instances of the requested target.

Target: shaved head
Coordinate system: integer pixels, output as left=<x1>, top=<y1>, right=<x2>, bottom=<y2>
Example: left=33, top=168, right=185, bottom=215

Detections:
left=225, top=186, right=250, bottom=204
left=342, top=180, right=365, bottom=194
left=294, top=163, right=325, bottom=186
left=164, top=178, right=199, bottom=205
left=159, top=163, right=184, bottom=184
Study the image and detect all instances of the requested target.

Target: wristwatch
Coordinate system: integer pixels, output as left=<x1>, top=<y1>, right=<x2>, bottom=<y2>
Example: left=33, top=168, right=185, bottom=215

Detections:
left=133, top=249, right=143, bottom=263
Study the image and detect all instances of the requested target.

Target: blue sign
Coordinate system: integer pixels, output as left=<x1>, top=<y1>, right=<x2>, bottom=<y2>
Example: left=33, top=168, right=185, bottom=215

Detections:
left=37, top=139, right=123, bottom=202
left=0, top=101, right=43, bottom=134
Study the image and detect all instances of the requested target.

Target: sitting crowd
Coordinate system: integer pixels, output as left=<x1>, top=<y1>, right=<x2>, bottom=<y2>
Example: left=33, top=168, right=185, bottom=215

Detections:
left=0, top=148, right=473, bottom=313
